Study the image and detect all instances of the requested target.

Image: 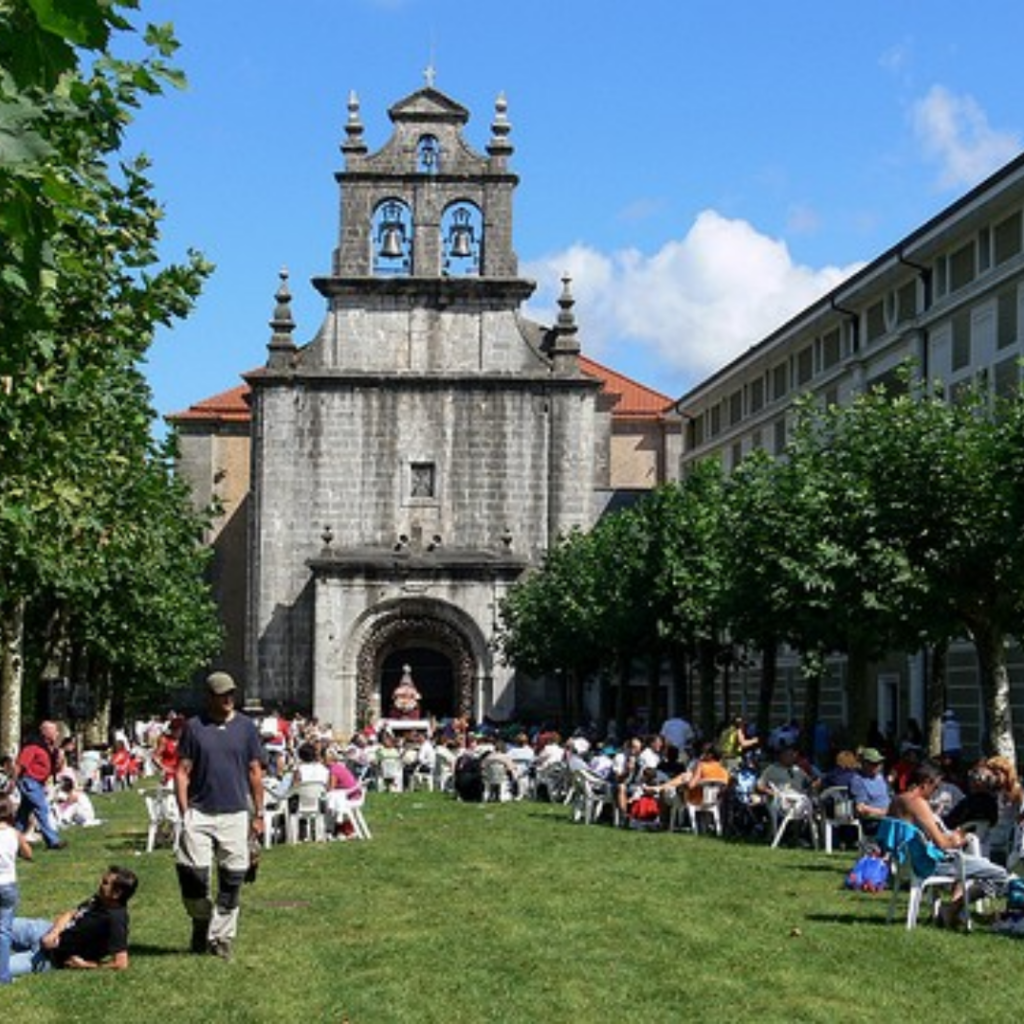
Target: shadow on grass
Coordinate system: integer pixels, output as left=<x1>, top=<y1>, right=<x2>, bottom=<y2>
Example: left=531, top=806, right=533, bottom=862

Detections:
left=130, top=941, right=191, bottom=958
left=804, top=909, right=894, bottom=927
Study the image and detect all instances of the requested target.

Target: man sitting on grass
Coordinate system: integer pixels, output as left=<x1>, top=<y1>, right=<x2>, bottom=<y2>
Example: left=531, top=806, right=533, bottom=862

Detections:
left=6, top=865, right=138, bottom=976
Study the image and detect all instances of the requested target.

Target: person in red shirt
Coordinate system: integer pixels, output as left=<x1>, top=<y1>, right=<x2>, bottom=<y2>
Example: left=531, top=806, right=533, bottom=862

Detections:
left=154, top=717, right=184, bottom=785
left=15, top=722, right=65, bottom=850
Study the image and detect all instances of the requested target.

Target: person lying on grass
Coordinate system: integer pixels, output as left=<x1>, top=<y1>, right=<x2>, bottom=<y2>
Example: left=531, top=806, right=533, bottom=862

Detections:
left=6, top=865, right=138, bottom=977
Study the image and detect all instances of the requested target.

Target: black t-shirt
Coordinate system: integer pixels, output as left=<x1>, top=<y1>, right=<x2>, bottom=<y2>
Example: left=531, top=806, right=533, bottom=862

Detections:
left=52, top=897, right=129, bottom=967
left=179, top=712, right=263, bottom=813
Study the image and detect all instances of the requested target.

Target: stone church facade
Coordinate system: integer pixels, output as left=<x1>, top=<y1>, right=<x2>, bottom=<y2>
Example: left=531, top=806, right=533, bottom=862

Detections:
left=171, top=85, right=678, bottom=733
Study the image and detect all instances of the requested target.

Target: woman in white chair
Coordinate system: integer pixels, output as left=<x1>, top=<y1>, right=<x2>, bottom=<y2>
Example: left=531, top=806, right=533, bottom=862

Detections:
left=889, top=761, right=1008, bottom=926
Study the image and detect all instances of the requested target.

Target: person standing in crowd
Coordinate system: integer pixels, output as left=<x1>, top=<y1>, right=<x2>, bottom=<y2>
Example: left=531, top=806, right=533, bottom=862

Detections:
left=15, top=721, right=66, bottom=850
left=175, top=672, right=265, bottom=961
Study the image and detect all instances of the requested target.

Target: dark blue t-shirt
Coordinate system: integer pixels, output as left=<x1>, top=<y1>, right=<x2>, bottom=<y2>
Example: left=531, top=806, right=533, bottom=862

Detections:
left=179, top=712, right=263, bottom=814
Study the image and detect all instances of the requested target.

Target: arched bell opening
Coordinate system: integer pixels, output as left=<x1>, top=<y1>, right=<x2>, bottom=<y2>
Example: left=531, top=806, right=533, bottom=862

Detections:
left=372, top=197, right=413, bottom=276
left=441, top=200, right=482, bottom=277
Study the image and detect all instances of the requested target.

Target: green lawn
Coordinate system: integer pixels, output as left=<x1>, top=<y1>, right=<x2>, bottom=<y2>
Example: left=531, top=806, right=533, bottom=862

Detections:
left=4, top=788, right=1020, bottom=1023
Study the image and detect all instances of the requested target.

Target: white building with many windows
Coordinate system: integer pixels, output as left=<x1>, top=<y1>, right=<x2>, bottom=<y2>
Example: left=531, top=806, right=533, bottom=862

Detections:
left=676, top=152, right=1024, bottom=755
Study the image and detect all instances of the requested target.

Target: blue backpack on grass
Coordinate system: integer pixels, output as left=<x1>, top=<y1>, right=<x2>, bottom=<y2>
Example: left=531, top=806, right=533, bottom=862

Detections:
left=845, top=853, right=890, bottom=892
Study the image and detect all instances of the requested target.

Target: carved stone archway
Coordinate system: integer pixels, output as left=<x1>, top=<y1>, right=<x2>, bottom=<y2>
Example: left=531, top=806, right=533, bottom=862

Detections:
left=355, top=611, right=475, bottom=725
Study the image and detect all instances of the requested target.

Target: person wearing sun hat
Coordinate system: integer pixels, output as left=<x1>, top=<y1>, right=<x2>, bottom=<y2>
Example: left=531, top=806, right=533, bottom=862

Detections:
left=174, top=671, right=265, bottom=961
left=850, top=747, right=891, bottom=829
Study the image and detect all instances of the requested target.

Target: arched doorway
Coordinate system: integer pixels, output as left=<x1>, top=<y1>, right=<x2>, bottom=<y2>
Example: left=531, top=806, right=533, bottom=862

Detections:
left=355, top=607, right=477, bottom=725
left=381, top=647, right=454, bottom=719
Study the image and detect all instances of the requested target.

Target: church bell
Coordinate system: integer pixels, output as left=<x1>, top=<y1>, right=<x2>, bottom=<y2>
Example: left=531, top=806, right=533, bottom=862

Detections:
left=447, top=207, right=474, bottom=259
left=377, top=202, right=406, bottom=258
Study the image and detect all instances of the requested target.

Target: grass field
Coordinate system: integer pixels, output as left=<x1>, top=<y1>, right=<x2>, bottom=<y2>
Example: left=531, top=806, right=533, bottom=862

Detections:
left=3, top=787, right=1021, bottom=1023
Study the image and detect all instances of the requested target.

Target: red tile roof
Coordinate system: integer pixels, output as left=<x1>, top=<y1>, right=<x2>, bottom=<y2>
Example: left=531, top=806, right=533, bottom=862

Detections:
left=579, top=355, right=674, bottom=419
left=167, top=358, right=673, bottom=425
left=167, top=383, right=251, bottom=424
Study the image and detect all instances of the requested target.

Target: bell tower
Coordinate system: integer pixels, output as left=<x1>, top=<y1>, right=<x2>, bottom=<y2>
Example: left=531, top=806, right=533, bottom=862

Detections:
left=331, top=85, right=522, bottom=281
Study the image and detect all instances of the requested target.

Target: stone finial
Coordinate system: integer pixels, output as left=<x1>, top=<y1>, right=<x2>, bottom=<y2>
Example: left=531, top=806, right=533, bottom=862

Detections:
left=342, top=89, right=367, bottom=155
left=267, top=268, right=296, bottom=369
left=487, top=91, right=513, bottom=158
left=551, top=272, right=581, bottom=369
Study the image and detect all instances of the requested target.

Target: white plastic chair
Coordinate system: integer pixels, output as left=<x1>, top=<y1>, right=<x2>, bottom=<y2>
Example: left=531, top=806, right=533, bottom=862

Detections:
left=482, top=758, right=512, bottom=803
left=288, top=780, right=328, bottom=843
left=569, top=769, right=613, bottom=824
left=686, top=781, right=726, bottom=835
left=144, top=789, right=181, bottom=853
left=769, top=787, right=818, bottom=848
left=326, top=786, right=372, bottom=840
left=817, top=786, right=863, bottom=854
left=876, top=817, right=970, bottom=930
left=377, top=756, right=404, bottom=793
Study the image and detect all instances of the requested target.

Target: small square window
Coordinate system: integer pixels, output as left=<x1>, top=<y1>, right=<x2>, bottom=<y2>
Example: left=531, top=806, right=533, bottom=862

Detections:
left=410, top=462, right=435, bottom=499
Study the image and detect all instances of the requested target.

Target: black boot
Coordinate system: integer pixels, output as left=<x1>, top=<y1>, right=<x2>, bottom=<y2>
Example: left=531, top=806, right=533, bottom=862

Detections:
left=190, top=918, right=210, bottom=954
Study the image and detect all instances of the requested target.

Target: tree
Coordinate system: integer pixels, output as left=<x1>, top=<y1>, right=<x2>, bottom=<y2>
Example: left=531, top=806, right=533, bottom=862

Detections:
left=0, top=2, right=214, bottom=752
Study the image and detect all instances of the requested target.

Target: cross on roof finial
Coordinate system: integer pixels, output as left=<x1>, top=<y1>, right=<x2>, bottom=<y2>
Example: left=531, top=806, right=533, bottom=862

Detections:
left=424, top=62, right=436, bottom=88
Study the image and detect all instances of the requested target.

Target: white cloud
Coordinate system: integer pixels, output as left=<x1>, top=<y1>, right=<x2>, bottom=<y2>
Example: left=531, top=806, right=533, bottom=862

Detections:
left=524, top=209, right=861, bottom=386
left=912, top=85, right=1020, bottom=189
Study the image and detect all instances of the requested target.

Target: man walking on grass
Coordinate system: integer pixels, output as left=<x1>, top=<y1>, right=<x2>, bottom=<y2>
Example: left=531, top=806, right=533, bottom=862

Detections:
left=175, top=671, right=264, bottom=961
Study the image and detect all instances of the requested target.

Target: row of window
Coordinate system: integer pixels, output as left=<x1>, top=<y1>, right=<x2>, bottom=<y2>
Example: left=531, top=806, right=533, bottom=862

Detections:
left=689, top=208, right=1024, bottom=452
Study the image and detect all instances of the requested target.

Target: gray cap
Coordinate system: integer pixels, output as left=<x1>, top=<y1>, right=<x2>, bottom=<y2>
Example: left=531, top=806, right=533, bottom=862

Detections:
left=206, top=671, right=237, bottom=695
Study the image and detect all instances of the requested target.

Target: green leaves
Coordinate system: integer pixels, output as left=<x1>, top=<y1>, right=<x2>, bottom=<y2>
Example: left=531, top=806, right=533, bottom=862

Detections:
left=0, top=0, right=218, bottom=716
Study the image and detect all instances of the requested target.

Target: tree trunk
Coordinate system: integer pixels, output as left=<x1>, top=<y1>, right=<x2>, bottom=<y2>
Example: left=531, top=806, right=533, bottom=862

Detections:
left=926, top=642, right=948, bottom=759
left=845, top=641, right=870, bottom=747
left=801, top=650, right=823, bottom=750
left=697, top=639, right=717, bottom=741
left=669, top=648, right=690, bottom=720
left=0, top=598, right=26, bottom=756
left=972, top=621, right=1016, bottom=767
left=756, top=637, right=777, bottom=746
left=645, top=651, right=662, bottom=732
left=613, top=655, right=630, bottom=740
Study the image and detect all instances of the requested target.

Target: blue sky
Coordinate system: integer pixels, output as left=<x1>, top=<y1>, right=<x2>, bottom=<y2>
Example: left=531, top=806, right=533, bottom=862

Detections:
left=127, top=0, right=1024, bottom=419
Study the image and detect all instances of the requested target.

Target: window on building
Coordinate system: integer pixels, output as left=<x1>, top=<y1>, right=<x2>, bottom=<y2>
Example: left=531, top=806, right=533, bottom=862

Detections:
left=998, top=287, right=1019, bottom=350
left=690, top=416, right=704, bottom=448
left=950, top=378, right=974, bottom=405
left=949, top=241, right=976, bottom=292
left=995, top=356, right=1019, bottom=398
left=821, top=328, right=842, bottom=370
left=771, top=363, right=788, bottom=401
left=795, top=345, right=813, bottom=386
left=895, top=280, right=917, bottom=324
left=951, top=310, right=972, bottom=371
left=934, top=255, right=948, bottom=300
left=773, top=417, right=787, bottom=454
left=748, top=376, right=765, bottom=413
left=410, top=462, right=436, bottom=498
left=709, top=404, right=722, bottom=438
left=865, top=300, right=886, bottom=343
left=823, top=386, right=839, bottom=408
left=994, top=211, right=1022, bottom=265
left=731, top=442, right=742, bottom=468
left=728, top=389, right=743, bottom=426
left=978, top=226, right=992, bottom=273
left=867, top=366, right=908, bottom=396
left=417, top=135, right=440, bottom=173
left=750, top=428, right=762, bottom=451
